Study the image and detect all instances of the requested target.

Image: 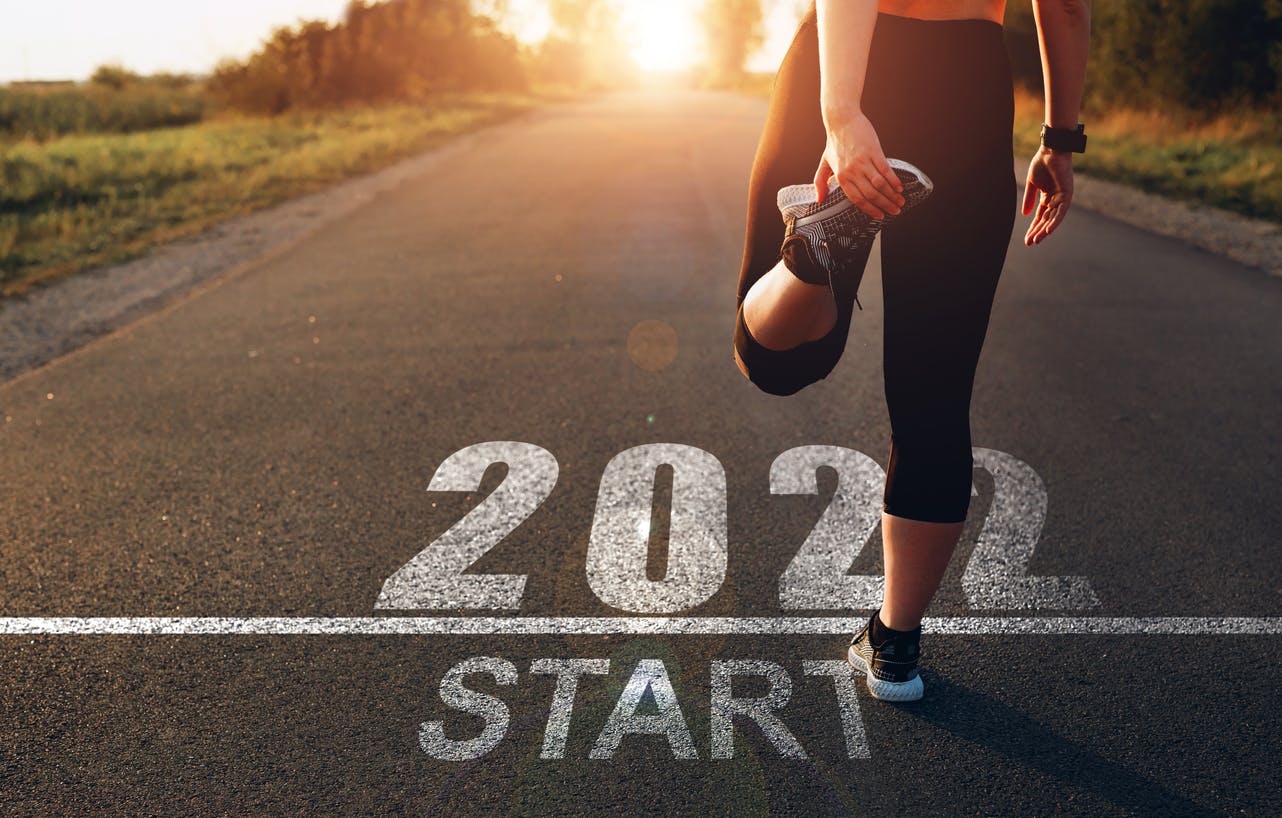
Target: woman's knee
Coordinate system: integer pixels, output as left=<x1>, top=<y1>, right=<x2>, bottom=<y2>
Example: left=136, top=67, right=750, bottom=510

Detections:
left=881, top=436, right=974, bottom=523
left=732, top=301, right=838, bottom=396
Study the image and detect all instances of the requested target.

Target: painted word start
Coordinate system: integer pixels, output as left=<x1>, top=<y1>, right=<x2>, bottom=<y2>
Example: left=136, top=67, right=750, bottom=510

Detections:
left=421, top=655, right=870, bottom=761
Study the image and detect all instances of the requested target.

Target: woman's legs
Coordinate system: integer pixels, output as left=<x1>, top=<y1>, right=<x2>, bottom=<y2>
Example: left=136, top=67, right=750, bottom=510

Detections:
left=853, top=13, right=1016, bottom=635
left=736, top=10, right=1016, bottom=639
left=731, top=11, right=862, bottom=396
left=872, top=176, right=1013, bottom=625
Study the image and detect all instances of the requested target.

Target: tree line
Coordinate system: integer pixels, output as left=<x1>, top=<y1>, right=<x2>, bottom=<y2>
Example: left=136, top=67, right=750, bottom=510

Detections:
left=11, top=0, right=1275, bottom=130
left=1004, top=0, right=1282, bottom=112
left=212, top=0, right=1281, bottom=116
left=205, top=0, right=778, bottom=113
left=209, top=0, right=528, bottom=113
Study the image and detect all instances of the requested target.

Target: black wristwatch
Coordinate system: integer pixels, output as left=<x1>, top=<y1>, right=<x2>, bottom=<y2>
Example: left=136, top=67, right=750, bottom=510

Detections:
left=1040, top=122, right=1087, bottom=154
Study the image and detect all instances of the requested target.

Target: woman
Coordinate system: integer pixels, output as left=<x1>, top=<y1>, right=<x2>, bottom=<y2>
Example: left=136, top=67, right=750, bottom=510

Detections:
left=731, top=0, right=1090, bottom=701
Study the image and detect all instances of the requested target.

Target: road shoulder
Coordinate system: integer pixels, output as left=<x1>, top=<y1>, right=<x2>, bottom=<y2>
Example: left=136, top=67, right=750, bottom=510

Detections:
left=1018, top=158, right=1282, bottom=278
left=0, top=106, right=549, bottom=384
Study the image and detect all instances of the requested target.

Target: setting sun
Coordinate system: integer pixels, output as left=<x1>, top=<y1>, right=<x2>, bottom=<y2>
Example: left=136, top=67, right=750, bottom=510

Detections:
left=618, top=0, right=703, bottom=72
left=499, top=0, right=705, bottom=74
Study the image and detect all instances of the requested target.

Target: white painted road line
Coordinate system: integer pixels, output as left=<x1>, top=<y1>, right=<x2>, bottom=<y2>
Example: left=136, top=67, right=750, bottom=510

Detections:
left=0, top=617, right=1279, bottom=635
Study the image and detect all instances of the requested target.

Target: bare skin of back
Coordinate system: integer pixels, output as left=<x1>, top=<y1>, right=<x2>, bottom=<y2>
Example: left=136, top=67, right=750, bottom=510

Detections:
left=879, top=0, right=1007, bottom=24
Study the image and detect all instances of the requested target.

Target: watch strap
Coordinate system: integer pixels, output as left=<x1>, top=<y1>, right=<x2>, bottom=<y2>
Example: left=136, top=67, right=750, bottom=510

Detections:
left=1040, top=122, right=1087, bottom=154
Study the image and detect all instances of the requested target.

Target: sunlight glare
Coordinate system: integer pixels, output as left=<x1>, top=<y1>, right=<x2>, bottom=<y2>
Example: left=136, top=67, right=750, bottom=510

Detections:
left=619, top=0, right=701, bottom=72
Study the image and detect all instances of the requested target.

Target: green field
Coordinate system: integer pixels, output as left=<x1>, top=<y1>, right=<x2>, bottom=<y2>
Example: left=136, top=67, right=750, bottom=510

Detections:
left=0, top=94, right=545, bottom=296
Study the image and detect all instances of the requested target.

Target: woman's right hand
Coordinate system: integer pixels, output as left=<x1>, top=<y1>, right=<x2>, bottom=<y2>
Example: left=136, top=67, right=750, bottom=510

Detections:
left=813, top=110, right=905, bottom=219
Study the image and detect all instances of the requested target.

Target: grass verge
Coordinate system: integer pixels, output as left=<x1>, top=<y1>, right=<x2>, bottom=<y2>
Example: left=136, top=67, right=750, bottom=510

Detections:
left=0, top=94, right=551, bottom=296
left=1014, top=89, right=1278, bottom=224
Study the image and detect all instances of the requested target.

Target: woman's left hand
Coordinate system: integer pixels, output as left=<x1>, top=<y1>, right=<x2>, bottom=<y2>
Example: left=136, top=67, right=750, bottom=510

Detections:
left=1022, top=146, right=1075, bottom=246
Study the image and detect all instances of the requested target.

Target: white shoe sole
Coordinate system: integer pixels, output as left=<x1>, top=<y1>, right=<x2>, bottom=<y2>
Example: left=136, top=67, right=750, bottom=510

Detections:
left=847, top=644, right=925, bottom=702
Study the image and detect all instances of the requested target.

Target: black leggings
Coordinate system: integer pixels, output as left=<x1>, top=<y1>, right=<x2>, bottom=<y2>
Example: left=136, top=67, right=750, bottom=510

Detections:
left=732, top=9, right=1017, bottom=523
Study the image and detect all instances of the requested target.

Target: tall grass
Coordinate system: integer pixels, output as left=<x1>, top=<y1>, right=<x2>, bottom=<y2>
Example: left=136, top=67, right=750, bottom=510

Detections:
left=0, top=84, right=205, bottom=140
left=0, top=95, right=541, bottom=294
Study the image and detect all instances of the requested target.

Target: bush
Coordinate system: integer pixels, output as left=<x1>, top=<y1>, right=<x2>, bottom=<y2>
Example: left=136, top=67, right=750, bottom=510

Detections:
left=89, top=64, right=141, bottom=90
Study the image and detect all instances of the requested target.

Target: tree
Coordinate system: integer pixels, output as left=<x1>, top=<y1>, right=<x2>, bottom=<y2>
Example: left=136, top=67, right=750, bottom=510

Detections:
left=698, top=0, right=764, bottom=88
left=90, top=64, right=140, bottom=90
left=541, top=0, right=634, bottom=88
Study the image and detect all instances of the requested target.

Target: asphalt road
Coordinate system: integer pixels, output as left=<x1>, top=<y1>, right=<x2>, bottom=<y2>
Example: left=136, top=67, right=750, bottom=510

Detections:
left=1, top=90, right=1280, bottom=816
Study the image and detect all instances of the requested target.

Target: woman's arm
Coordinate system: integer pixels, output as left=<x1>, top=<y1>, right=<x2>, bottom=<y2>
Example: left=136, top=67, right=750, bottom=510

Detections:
left=813, top=0, right=905, bottom=219
left=1023, top=0, right=1092, bottom=246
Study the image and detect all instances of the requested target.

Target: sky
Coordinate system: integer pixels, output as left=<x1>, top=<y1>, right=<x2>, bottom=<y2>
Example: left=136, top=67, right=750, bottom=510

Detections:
left=2, top=0, right=353, bottom=82
left=1, top=0, right=802, bottom=83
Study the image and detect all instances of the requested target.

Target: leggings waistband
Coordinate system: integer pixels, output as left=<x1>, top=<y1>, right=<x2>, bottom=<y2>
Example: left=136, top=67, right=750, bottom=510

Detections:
left=799, top=7, right=1008, bottom=61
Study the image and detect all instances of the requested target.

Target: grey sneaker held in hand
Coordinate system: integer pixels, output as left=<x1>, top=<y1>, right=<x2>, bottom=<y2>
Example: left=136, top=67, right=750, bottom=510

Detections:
left=775, top=159, right=934, bottom=303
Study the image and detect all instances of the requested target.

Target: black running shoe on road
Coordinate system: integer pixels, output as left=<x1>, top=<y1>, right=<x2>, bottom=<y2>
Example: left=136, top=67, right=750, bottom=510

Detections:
left=847, top=612, right=925, bottom=702
left=776, top=158, right=933, bottom=304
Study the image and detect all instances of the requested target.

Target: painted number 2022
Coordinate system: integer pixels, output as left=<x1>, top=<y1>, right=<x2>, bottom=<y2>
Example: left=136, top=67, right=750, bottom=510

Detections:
left=374, top=442, right=1099, bottom=613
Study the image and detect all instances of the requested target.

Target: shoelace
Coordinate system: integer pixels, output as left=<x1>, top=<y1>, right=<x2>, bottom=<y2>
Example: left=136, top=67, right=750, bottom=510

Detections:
left=818, top=238, right=864, bottom=311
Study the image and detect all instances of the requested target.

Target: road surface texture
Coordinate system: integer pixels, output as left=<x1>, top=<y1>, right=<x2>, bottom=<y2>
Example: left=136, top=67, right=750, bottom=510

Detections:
left=1, top=91, right=1279, bottom=816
